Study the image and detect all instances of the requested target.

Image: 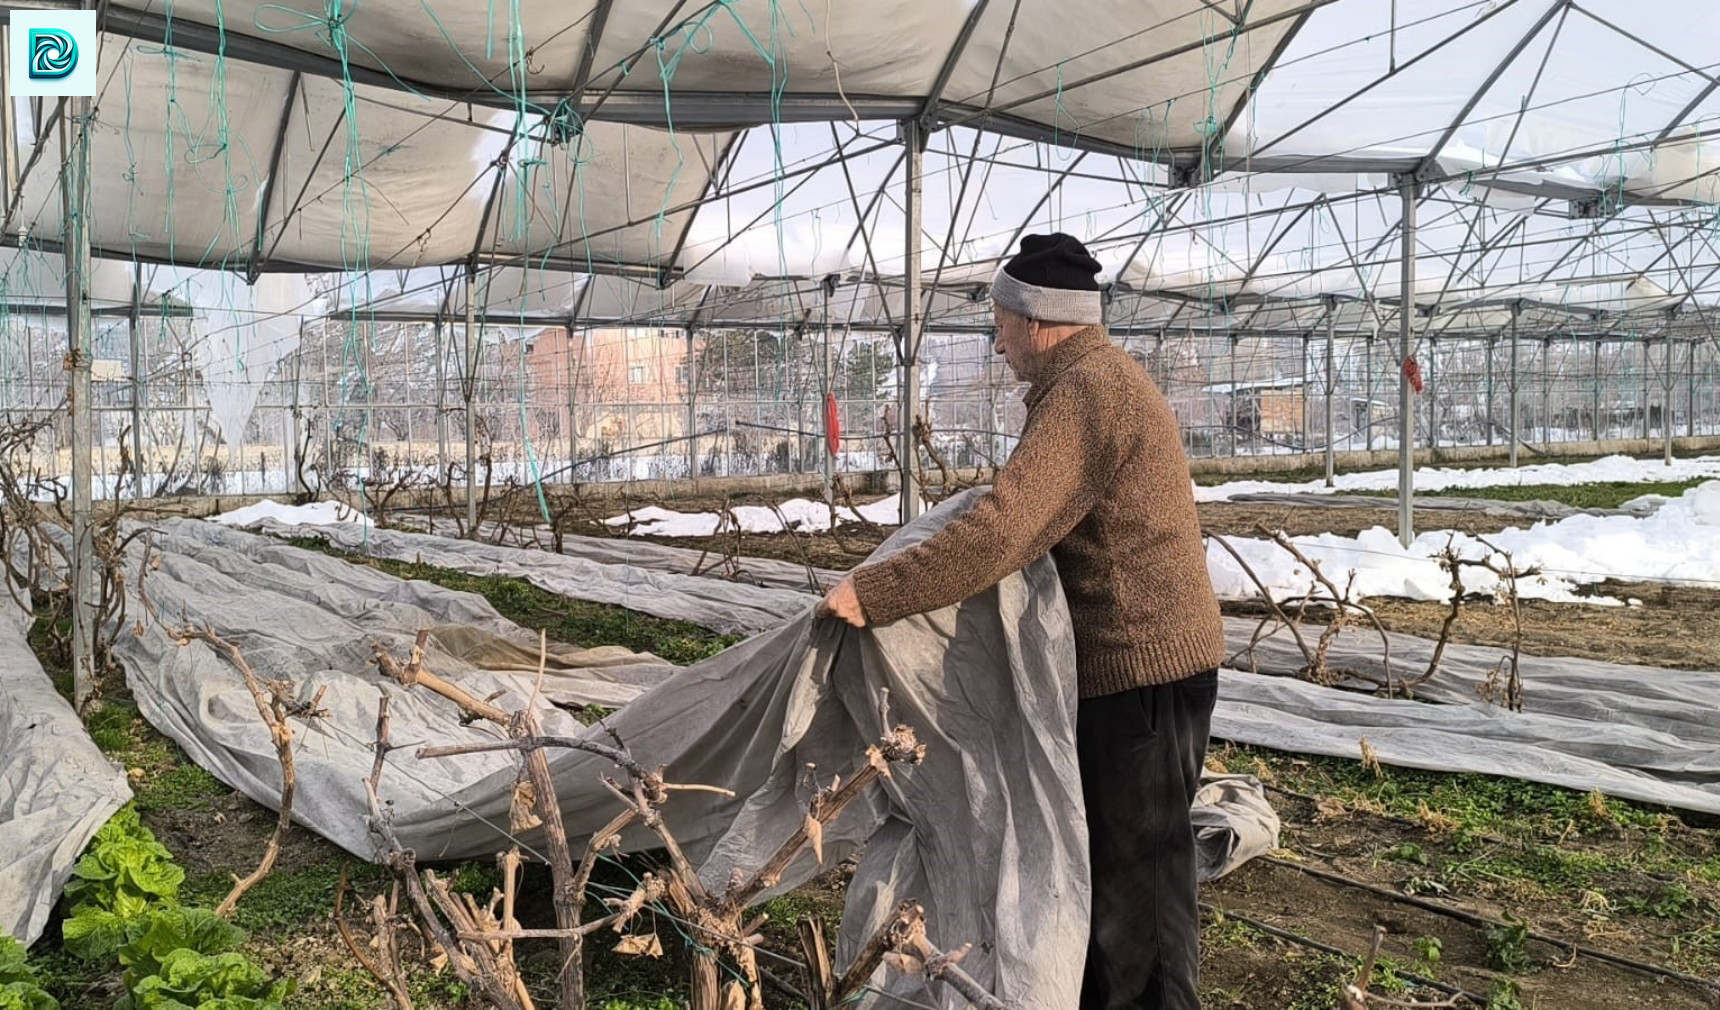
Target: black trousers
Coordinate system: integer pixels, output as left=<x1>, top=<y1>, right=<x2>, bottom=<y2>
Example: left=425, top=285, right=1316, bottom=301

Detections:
left=1076, top=669, right=1219, bottom=1010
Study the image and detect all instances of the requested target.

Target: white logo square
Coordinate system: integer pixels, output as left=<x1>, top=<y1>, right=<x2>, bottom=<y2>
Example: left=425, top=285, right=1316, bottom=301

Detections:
left=8, top=9, right=98, bottom=98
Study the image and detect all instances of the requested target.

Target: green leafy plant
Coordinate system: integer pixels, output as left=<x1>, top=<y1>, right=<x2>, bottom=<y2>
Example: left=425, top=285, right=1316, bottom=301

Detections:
left=1621, top=881, right=1700, bottom=920
left=118, top=949, right=291, bottom=1010
left=61, top=806, right=186, bottom=963
left=57, top=807, right=289, bottom=1010
left=1383, top=842, right=1428, bottom=866
left=1413, top=935, right=1443, bottom=974
left=1484, top=914, right=1532, bottom=974
left=0, top=983, right=60, bottom=1010
left=63, top=806, right=184, bottom=917
left=0, top=938, right=58, bottom=1010
left=1486, top=978, right=1526, bottom=1010
left=119, top=908, right=249, bottom=981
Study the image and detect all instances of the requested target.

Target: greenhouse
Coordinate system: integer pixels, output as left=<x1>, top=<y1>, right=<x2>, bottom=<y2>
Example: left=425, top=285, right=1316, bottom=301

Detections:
left=1, top=2, right=1719, bottom=1009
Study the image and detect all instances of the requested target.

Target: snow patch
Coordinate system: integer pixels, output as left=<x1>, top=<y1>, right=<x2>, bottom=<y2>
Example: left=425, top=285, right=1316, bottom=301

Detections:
left=211, top=500, right=372, bottom=529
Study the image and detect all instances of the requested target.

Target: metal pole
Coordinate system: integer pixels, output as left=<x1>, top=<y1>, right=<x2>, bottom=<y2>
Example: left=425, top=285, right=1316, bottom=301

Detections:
left=1641, top=337, right=1651, bottom=442
left=1323, top=303, right=1336, bottom=486
left=821, top=279, right=834, bottom=493
left=574, top=323, right=588, bottom=481
left=289, top=334, right=302, bottom=491
left=1509, top=305, right=1520, bottom=467
left=1425, top=337, right=1437, bottom=454
left=1484, top=334, right=1494, bottom=447
left=1663, top=339, right=1675, bottom=465
left=1397, top=177, right=1417, bottom=548
left=434, top=318, right=449, bottom=471
left=1300, top=332, right=1310, bottom=454
left=1228, top=334, right=1239, bottom=457
left=1592, top=337, right=1602, bottom=442
left=686, top=327, right=698, bottom=479
left=129, top=260, right=145, bottom=498
left=899, top=119, right=924, bottom=524
left=62, top=96, right=96, bottom=712
left=463, top=271, right=477, bottom=528
left=1541, top=337, right=1552, bottom=444
left=1365, top=324, right=1375, bottom=452
left=1688, top=340, right=1698, bottom=439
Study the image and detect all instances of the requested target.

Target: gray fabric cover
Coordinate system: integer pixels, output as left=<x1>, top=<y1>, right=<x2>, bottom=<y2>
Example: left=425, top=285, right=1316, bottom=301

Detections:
left=244, top=519, right=815, bottom=635
left=1217, top=617, right=1720, bottom=814
left=398, top=516, right=846, bottom=594
left=112, top=496, right=1275, bottom=1010
left=0, top=596, right=131, bottom=944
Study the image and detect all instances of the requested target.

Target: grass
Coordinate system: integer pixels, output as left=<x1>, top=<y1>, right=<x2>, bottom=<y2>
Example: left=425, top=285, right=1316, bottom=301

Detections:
left=285, top=537, right=743, bottom=666
left=1221, top=745, right=1720, bottom=913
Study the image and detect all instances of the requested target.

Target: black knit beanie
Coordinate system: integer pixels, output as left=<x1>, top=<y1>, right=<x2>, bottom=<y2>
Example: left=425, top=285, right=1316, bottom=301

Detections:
left=991, top=233, right=1103, bottom=324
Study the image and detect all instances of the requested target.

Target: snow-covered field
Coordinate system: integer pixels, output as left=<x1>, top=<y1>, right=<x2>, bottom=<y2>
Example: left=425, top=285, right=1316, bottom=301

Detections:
left=1208, top=481, right=1720, bottom=606
left=1196, top=454, right=1720, bottom=502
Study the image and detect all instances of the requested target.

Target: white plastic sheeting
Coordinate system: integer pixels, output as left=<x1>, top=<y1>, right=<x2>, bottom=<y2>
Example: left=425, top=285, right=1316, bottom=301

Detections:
left=237, top=517, right=815, bottom=636
left=111, top=498, right=1276, bottom=1010
left=0, top=598, right=131, bottom=945
left=1217, top=616, right=1720, bottom=816
left=228, top=487, right=1720, bottom=821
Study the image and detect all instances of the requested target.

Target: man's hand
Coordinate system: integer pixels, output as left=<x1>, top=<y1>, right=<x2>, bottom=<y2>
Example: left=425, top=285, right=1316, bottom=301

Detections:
left=818, top=576, right=868, bottom=627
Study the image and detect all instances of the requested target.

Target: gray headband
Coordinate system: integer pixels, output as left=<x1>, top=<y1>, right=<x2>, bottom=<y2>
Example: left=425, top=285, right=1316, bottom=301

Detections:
left=990, top=268, right=1104, bottom=325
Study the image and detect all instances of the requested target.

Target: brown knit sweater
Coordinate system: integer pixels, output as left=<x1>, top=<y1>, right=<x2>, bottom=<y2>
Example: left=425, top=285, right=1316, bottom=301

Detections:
left=850, top=326, right=1225, bottom=698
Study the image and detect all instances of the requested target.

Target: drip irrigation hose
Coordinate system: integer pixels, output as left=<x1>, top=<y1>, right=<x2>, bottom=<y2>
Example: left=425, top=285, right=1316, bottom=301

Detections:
left=1198, top=901, right=1489, bottom=1005
left=1255, top=856, right=1720, bottom=994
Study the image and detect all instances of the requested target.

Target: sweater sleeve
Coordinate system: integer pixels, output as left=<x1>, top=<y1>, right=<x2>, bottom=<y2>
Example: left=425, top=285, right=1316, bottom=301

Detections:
left=849, top=374, right=1122, bottom=625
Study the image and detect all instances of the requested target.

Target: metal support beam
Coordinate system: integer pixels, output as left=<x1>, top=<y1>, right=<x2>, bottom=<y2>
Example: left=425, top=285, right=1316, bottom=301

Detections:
left=1254, top=0, right=1527, bottom=161
left=899, top=119, right=925, bottom=524
left=1484, top=333, right=1495, bottom=446
left=1592, top=336, right=1602, bottom=441
left=1324, top=300, right=1336, bottom=486
left=246, top=72, right=300, bottom=282
left=570, top=0, right=616, bottom=100
left=1207, top=5, right=1315, bottom=177
left=1396, top=177, right=1417, bottom=548
left=434, top=316, right=449, bottom=469
left=686, top=325, right=698, bottom=479
left=1509, top=303, right=1520, bottom=467
left=1641, top=336, right=1651, bottom=441
left=1661, top=338, right=1675, bottom=465
left=1688, top=340, right=1699, bottom=440
left=129, top=261, right=145, bottom=498
left=1419, top=0, right=1569, bottom=173
left=463, top=269, right=478, bottom=530
left=61, top=95, right=96, bottom=712
left=919, top=0, right=993, bottom=126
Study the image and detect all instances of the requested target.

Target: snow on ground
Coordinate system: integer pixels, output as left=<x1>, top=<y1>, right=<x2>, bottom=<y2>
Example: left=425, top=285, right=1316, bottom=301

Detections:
left=1209, top=481, right=1720, bottom=606
left=604, top=494, right=906, bottom=536
left=210, top=500, right=371, bottom=528
left=1195, top=454, right=1720, bottom=502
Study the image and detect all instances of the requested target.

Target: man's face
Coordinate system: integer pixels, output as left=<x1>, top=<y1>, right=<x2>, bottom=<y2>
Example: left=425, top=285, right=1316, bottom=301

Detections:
left=992, top=306, right=1038, bottom=380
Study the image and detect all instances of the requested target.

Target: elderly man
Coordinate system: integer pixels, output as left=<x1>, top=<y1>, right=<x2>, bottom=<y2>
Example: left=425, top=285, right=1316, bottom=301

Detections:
left=818, top=233, right=1225, bottom=1010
